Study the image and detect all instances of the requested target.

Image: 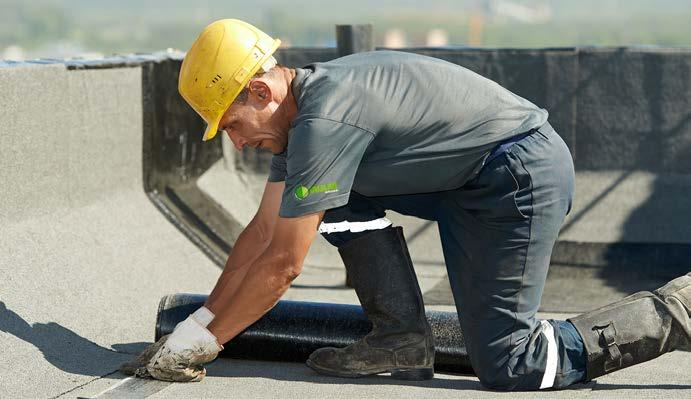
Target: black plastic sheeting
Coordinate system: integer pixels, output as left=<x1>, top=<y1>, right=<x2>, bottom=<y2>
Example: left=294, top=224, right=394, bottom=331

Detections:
left=155, top=293, right=474, bottom=374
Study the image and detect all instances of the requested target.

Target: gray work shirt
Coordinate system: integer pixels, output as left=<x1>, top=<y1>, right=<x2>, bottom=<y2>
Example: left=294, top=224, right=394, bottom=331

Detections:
left=269, top=50, right=548, bottom=218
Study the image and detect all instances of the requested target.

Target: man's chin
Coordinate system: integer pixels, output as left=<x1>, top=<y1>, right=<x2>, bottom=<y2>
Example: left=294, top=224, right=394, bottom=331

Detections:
left=264, top=142, right=285, bottom=155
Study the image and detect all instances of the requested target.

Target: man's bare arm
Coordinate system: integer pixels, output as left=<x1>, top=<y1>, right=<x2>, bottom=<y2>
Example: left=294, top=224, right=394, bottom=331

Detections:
left=204, top=180, right=284, bottom=314
left=207, top=210, right=324, bottom=344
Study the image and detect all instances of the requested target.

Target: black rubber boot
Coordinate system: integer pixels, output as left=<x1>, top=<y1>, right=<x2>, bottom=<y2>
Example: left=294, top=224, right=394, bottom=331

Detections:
left=568, top=272, right=690, bottom=381
left=306, top=226, right=435, bottom=380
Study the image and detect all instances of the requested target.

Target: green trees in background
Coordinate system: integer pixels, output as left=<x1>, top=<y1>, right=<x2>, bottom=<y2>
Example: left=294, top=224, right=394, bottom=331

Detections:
left=1, top=0, right=690, bottom=59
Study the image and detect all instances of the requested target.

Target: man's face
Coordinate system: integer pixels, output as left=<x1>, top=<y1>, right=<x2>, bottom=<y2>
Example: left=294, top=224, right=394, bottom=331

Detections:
left=218, top=80, right=287, bottom=155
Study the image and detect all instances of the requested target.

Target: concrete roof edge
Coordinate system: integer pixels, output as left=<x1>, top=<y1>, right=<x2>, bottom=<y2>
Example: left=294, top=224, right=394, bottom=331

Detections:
left=0, top=49, right=186, bottom=70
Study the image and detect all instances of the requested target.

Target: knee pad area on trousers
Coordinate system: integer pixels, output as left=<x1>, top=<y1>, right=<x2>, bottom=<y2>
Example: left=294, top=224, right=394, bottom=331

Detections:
left=468, top=319, right=586, bottom=391
left=472, top=360, right=541, bottom=391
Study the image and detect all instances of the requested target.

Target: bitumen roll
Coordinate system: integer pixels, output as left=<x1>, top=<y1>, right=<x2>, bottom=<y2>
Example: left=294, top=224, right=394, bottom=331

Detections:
left=155, top=293, right=474, bottom=374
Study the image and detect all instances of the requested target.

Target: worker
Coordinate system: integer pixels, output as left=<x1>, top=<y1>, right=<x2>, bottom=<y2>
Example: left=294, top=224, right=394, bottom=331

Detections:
left=122, top=19, right=689, bottom=390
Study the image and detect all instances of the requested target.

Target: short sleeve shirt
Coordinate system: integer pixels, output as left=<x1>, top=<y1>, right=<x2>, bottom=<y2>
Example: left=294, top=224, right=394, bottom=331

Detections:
left=269, top=50, right=548, bottom=218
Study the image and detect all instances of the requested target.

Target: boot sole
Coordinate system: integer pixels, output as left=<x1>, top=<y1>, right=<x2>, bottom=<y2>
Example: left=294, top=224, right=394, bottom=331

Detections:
left=305, top=359, right=434, bottom=381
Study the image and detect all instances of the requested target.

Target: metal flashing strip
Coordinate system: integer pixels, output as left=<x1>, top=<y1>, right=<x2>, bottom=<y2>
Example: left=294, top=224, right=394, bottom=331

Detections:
left=80, top=377, right=171, bottom=399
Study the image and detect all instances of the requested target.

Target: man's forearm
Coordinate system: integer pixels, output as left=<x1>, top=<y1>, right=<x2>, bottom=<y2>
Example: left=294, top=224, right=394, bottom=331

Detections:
left=206, top=247, right=299, bottom=344
left=204, top=221, right=272, bottom=314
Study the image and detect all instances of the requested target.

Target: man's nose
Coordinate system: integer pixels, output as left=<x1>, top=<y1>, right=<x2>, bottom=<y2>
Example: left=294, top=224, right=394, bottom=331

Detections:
left=226, top=130, right=247, bottom=151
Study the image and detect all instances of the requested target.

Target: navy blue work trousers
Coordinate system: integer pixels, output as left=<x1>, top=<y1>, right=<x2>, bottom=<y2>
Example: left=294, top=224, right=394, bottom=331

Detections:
left=319, top=123, right=587, bottom=390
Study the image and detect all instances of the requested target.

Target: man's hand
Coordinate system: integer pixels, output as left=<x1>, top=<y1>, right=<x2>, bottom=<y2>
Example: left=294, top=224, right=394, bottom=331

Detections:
left=145, top=315, right=222, bottom=382
left=122, top=308, right=223, bottom=382
left=120, top=335, right=170, bottom=377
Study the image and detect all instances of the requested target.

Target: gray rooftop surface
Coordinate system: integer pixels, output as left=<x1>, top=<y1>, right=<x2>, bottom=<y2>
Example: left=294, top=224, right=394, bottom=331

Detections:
left=1, top=64, right=689, bottom=399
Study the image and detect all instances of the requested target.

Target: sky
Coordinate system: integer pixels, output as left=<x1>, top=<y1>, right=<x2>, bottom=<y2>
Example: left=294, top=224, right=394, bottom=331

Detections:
left=1, top=0, right=689, bottom=60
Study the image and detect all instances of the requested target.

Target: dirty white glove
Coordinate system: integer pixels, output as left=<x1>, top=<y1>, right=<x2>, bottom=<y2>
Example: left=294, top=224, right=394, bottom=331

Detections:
left=121, top=306, right=220, bottom=381
left=145, top=308, right=223, bottom=382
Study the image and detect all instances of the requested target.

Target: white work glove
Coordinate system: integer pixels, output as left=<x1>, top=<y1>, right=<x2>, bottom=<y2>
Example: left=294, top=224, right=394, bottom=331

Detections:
left=121, top=307, right=221, bottom=382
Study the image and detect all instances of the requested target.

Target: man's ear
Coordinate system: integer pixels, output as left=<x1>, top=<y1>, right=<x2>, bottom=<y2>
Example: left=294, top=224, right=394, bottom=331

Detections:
left=248, top=80, right=272, bottom=105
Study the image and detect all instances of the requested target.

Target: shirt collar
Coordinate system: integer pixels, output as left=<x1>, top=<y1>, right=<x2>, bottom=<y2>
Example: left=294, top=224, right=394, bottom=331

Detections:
left=290, top=67, right=310, bottom=104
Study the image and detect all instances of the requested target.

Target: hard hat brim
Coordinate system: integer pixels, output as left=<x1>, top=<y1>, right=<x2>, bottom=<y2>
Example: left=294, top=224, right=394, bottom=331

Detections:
left=202, top=117, right=221, bottom=142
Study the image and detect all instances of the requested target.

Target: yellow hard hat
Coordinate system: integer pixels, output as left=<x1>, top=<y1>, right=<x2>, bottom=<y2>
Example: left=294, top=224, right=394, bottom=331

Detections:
left=179, top=19, right=281, bottom=141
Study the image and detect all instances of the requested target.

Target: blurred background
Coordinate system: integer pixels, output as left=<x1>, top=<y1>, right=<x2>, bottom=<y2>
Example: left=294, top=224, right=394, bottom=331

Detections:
left=2, top=0, right=690, bottom=61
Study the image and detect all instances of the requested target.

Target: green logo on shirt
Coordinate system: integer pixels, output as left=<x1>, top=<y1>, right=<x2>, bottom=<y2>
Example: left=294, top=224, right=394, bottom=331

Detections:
left=294, top=182, right=339, bottom=200
left=295, top=186, right=310, bottom=200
